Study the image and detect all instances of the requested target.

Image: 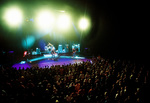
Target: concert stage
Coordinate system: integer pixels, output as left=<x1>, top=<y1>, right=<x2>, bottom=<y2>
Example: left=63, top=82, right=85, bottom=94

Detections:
left=12, top=55, right=90, bottom=70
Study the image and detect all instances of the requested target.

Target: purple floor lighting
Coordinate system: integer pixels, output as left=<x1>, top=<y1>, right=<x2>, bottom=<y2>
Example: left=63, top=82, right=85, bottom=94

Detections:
left=12, top=55, right=89, bottom=69
left=12, top=63, right=31, bottom=70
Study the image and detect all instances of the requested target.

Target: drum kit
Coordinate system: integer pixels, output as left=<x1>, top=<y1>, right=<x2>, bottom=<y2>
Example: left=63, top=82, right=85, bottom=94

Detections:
left=44, top=42, right=55, bottom=53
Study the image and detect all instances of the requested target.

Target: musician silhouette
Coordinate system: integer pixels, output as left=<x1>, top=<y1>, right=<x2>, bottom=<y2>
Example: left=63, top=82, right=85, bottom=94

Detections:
left=51, top=46, right=55, bottom=60
left=72, top=48, right=76, bottom=57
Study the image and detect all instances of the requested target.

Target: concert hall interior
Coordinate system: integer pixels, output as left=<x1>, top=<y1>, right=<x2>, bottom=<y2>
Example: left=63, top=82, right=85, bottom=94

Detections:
left=0, top=0, right=149, bottom=103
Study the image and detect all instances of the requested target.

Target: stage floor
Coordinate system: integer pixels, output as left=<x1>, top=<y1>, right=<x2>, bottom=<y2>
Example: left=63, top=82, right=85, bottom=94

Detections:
left=12, top=55, right=90, bottom=70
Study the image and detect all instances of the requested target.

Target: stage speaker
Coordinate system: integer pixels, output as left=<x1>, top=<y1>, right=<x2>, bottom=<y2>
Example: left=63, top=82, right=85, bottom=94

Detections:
left=58, top=44, right=63, bottom=53
left=65, top=44, right=69, bottom=53
left=36, top=48, right=41, bottom=54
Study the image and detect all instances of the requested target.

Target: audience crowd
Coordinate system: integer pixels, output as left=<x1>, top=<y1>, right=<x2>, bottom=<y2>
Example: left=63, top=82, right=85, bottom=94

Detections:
left=0, top=56, right=149, bottom=103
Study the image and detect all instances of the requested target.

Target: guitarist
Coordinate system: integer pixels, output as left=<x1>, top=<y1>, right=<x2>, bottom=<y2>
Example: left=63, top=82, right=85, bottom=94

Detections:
left=72, top=48, right=76, bottom=57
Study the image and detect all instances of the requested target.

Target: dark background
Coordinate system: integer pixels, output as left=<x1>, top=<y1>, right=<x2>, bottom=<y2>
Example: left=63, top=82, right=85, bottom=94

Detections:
left=0, top=0, right=148, bottom=65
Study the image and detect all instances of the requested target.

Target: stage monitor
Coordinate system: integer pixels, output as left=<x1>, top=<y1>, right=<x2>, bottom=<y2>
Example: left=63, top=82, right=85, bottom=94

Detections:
left=32, top=51, right=37, bottom=55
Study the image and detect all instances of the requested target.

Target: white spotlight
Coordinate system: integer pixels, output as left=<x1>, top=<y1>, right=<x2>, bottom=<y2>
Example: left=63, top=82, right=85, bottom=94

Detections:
left=36, top=10, right=55, bottom=30
left=79, top=18, right=89, bottom=30
left=4, top=7, right=23, bottom=26
left=57, top=14, right=71, bottom=30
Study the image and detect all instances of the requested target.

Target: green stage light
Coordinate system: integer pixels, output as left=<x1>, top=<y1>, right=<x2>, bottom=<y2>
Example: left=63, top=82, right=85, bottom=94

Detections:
left=3, top=7, right=23, bottom=26
left=57, top=14, right=71, bottom=30
left=35, top=10, right=55, bottom=30
left=78, top=18, right=89, bottom=30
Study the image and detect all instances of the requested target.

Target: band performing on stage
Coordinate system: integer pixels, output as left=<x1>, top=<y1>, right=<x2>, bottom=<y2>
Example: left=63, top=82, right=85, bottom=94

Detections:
left=23, top=42, right=80, bottom=61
